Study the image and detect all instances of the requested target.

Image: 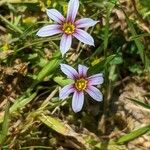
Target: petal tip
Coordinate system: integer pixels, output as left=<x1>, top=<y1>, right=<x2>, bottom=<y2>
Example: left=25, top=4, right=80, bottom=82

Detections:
left=73, top=108, right=80, bottom=113
left=46, top=8, right=53, bottom=12
left=97, top=93, right=103, bottom=102
left=72, top=104, right=82, bottom=113
left=95, top=20, right=99, bottom=24
left=60, top=63, right=64, bottom=67
left=90, top=42, right=95, bottom=46
left=60, top=47, right=67, bottom=57
left=36, top=31, right=42, bottom=37
left=72, top=91, right=84, bottom=113
left=36, top=32, right=39, bottom=36
left=97, top=94, right=103, bottom=102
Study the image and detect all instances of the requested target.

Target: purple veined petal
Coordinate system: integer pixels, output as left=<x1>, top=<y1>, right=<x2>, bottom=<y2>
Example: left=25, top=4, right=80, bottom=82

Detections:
left=67, top=0, right=79, bottom=22
left=46, top=9, right=65, bottom=24
left=75, top=18, right=99, bottom=28
left=85, top=85, right=103, bottom=102
left=78, top=64, right=88, bottom=77
left=72, top=91, right=84, bottom=113
left=36, top=25, right=62, bottom=37
left=59, top=84, right=74, bottom=100
left=88, top=73, right=104, bottom=86
left=60, top=64, right=78, bottom=80
left=73, top=29, right=94, bottom=46
left=60, top=34, right=72, bottom=56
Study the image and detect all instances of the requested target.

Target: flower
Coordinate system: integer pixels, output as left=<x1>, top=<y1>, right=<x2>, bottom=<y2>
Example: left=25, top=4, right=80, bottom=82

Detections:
left=36, top=0, right=98, bottom=56
left=59, top=64, right=104, bottom=113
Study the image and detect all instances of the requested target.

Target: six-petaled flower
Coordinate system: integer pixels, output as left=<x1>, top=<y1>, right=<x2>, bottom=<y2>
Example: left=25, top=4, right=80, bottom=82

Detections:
left=36, top=0, right=98, bottom=56
left=59, top=64, right=104, bottom=113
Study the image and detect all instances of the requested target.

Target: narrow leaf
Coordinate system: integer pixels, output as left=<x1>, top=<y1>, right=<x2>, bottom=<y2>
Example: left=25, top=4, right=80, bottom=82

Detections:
left=122, top=8, right=150, bottom=68
left=127, top=97, right=150, bottom=110
left=104, top=3, right=114, bottom=53
left=36, top=52, right=61, bottom=82
left=0, top=15, right=23, bottom=34
left=10, top=92, right=37, bottom=113
left=116, top=125, right=150, bottom=144
left=53, top=76, right=74, bottom=86
left=39, top=114, right=72, bottom=136
left=0, top=102, right=10, bottom=145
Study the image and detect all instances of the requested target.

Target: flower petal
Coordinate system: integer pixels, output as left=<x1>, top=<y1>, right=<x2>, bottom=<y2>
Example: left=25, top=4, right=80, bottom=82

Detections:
left=46, top=9, right=65, bottom=23
left=72, top=91, right=84, bottom=113
left=59, top=84, right=74, bottom=100
left=60, top=34, right=72, bottom=56
left=60, top=64, right=78, bottom=79
left=75, top=18, right=98, bottom=28
left=36, top=25, right=62, bottom=37
left=67, top=0, right=79, bottom=22
left=73, top=29, right=94, bottom=46
left=85, top=86, right=103, bottom=102
left=88, top=73, right=104, bottom=85
left=78, top=64, right=88, bottom=77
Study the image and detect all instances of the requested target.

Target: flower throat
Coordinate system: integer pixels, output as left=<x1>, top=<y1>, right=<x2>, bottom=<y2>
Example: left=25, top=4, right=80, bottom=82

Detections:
left=75, top=78, right=87, bottom=91
left=62, top=22, right=75, bottom=34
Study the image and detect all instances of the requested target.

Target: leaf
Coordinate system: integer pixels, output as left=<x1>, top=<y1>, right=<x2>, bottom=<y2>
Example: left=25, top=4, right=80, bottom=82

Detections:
left=130, top=33, right=150, bottom=40
left=10, top=92, right=37, bottom=113
left=95, top=143, right=127, bottom=150
left=127, top=97, right=150, bottom=110
left=16, top=36, right=60, bottom=52
left=104, top=3, right=115, bottom=53
left=122, top=9, right=150, bottom=68
left=0, top=102, right=10, bottom=145
left=39, top=114, right=74, bottom=136
left=129, top=64, right=143, bottom=74
left=0, top=15, right=23, bottom=34
left=116, top=125, right=150, bottom=144
left=109, top=55, right=123, bottom=65
left=7, top=0, right=38, bottom=3
left=53, top=76, right=74, bottom=86
left=39, top=114, right=95, bottom=149
left=139, top=0, right=150, bottom=7
left=36, top=51, right=61, bottom=82
left=88, top=54, right=116, bottom=74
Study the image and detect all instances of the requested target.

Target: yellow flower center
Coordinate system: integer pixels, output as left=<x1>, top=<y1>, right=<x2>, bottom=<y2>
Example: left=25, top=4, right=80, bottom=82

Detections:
left=75, top=78, right=88, bottom=91
left=62, top=22, right=75, bottom=34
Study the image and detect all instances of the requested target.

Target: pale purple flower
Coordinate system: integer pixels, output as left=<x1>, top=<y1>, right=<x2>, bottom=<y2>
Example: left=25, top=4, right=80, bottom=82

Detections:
left=36, top=0, right=98, bottom=56
left=59, top=64, right=104, bottom=113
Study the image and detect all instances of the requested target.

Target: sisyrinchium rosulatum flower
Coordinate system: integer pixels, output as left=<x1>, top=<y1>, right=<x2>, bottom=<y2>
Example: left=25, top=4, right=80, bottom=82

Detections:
left=59, top=64, right=104, bottom=113
left=36, top=0, right=98, bottom=56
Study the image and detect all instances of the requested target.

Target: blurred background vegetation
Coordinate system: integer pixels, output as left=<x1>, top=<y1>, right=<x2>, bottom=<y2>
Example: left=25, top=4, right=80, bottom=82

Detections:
left=0, top=0, right=150, bottom=149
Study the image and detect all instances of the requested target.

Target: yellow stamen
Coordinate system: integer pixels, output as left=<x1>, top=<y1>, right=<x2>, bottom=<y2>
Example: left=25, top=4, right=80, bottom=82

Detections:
left=62, top=22, right=75, bottom=34
left=75, top=78, right=88, bottom=91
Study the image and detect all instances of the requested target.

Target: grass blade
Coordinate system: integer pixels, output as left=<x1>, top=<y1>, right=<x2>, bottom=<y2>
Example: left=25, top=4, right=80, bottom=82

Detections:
left=130, top=33, right=150, bottom=40
left=0, top=15, right=23, bottom=34
left=0, top=102, right=10, bottom=145
left=116, top=125, right=150, bottom=144
left=36, top=52, right=61, bottom=82
left=119, top=6, right=150, bottom=68
left=39, top=114, right=72, bottom=136
left=127, top=97, right=150, bottom=110
left=104, top=3, right=114, bottom=54
left=10, top=92, right=37, bottom=113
